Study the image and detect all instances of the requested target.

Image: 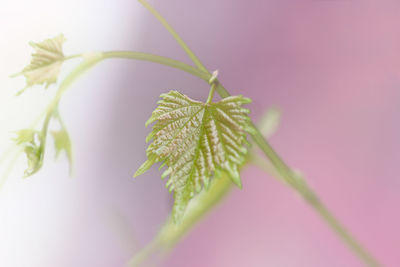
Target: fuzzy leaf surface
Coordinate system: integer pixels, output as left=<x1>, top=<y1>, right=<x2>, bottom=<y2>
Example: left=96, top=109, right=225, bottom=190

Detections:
left=135, top=90, right=252, bottom=222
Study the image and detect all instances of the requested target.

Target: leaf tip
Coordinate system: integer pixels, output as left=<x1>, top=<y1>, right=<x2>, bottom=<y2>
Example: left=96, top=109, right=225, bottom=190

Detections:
left=229, top=168, right=242, bottom=189
left=145, top=117, right=155, bottom=127
left=134, top=158, right=155, bottom=177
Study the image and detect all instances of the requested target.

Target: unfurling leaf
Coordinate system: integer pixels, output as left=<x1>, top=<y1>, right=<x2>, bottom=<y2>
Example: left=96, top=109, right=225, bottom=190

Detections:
left=135, top=91, right=252, bottom=222
left=14, top=129, right=37, bottom=145
left=12, top=34, right=66, bottom=94
left=51, top=125, right=72, bottom=172
left=14, top=129, right=44, bottom=177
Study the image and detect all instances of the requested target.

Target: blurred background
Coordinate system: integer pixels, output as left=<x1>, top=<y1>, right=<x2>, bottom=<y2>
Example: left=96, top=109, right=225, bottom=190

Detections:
left=1, top=0, right=399, bottom=266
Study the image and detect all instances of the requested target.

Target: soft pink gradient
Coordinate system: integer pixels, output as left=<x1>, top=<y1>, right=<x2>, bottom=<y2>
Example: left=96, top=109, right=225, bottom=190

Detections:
left=2, top=1, right=400, bottom=267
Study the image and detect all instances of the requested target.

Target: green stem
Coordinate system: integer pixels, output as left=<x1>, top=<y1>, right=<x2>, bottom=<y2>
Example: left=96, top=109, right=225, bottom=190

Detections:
left=28, top=108, right=54, bottom=177
left=62, top=51, right=211, bottom=83
left=64, top=54, right=82, bottom=61
left=313, top=197, right=379, bottom=267
left=137, top=0, right=208, bottom=73
left=41, top=54, right=103, bottom=122
left=101, top=51, right=209, bottom=81
left=206, top=83, right=216, bottom=104
left=55, top=56, right=103, bottom=100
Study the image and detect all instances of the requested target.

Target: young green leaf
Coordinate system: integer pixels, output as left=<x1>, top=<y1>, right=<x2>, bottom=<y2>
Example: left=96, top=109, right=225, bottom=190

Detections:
left=50, top=112, right=73, bottom=173
left=14, top=129, right=44, bottom=177
left=14, top=129, right=37, bottom=145
left=52, top=127, right=72, bottom=171
left=135, top=90, right=252, bottom=222
left=11, top=34, right=66, bottom=94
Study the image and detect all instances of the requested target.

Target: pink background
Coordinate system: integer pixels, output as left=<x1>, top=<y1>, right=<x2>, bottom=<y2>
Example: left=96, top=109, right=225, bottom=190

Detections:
left=1, top=1, right=400, bottom=266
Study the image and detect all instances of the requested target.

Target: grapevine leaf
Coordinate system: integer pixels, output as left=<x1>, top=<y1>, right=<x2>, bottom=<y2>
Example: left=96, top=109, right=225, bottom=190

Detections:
left=14, top=129, right=44, bottom=177
left=134, top=90, right=252, bottom=222
left=11, top=34, right=66, bottom=94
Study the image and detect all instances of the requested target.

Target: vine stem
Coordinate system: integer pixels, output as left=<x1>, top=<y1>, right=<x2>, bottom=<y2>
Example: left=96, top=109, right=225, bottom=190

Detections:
left=137, top=0, right=208, bottom=73
left=101, top=51, right=209, bottom=81
left=206, top=83, right=216, bottom=104
left=134, top=0, right=380, bottom=266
